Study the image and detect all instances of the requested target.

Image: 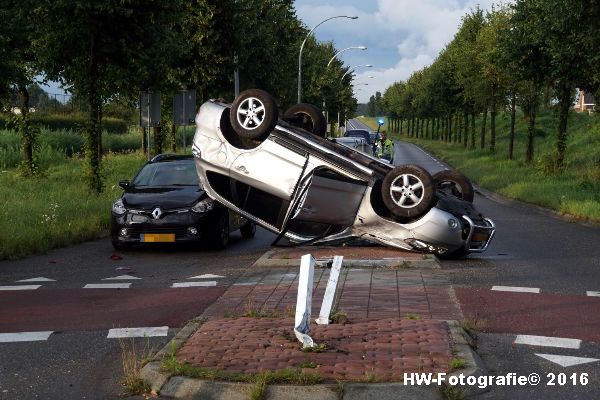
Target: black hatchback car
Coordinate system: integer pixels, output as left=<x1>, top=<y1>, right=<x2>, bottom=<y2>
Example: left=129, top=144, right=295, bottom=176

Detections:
left=110, top=154, right=255, bottom=250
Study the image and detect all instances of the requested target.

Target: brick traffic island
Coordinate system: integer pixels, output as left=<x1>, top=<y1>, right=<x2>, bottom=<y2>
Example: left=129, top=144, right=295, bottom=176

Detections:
left=173, top=263, right=460, bottom=383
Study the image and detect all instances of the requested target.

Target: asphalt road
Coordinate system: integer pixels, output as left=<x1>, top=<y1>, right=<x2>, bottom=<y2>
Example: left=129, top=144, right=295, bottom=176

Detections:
left=0, top=227, right=276, bottom=400
left=348, top=118, right=600, bottom=399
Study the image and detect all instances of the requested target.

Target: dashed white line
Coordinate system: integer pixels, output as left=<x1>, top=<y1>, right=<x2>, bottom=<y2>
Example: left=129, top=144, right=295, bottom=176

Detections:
left=514, top=335, right=581, bottom=349
left=187, top=274, right=224, bottom=279
left=84, top=283, right=131, bottom=289
left=0, top=285, right=41, bottom=291
left=536, top=354, right=600, bottom=367
left=107, top=327, right=169, bottom=339
left=491, top=286, right=540, bottom=293
left=15, top=277, right=55, bottom=283
left=0, top=331, right=53, bottom=343
left=171, top=281, right=217, bottom=288
left=102, top=274, right=141, bottom=280
left=586, top=291, right=600, bottom=297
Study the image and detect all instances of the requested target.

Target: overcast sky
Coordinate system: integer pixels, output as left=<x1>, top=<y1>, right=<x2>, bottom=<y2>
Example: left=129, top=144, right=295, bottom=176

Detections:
left=294, top=0, right=497, bottom=103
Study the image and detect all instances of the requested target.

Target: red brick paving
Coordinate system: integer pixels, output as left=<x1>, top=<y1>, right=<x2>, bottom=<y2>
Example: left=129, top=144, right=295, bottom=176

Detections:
left=267, top=246, right=423, bottom=261
left=178, top=317, right=452, bottom=381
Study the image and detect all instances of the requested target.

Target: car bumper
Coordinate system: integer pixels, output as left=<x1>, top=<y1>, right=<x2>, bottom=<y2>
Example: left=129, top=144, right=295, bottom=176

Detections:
left=110, top=209, right=220, bottom=244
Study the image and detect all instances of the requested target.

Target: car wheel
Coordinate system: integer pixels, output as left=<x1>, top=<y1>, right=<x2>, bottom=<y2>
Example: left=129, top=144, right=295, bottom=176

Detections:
left=229, top=89, right=278, bottom=141
left=283, top=103, right=327, bottom=138
left=111, top=240, right=131, bottom=251
left=433, top=170, right=474, bottom=202
left=240, top=221, right=256, bottom=239
left=381, top=165, right=435, bottom=219
left=212, top=211, right=230, bottom=249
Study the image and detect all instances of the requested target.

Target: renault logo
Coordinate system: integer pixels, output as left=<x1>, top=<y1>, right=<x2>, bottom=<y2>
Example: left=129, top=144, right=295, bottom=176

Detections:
left=151, top=207, right=162, bottom=219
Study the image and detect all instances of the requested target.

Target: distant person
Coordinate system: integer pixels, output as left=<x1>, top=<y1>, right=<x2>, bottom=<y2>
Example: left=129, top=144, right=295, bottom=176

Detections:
left=378, top=131, right=394, bottom=162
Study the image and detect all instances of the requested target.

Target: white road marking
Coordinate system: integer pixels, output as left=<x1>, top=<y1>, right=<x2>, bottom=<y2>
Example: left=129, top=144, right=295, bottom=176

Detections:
left=15, top=277, right=55, bottom=283
left=536, top=354, right=600, bottom=367
left=586, top=291, right=600, bottom=297
left=107, top=327, right=169, bottom=339
left=171, top=281, right=217, bottom=288
left=84, top=283, right=131, bottom=289
left=187, top=274, right=224, bottom=279
left=233, top=281, right=259, bottom=286
left=102, top=274, right=141, bottom=280
left=491, top=286, right=540, bottom=293
left=0, top=331, right=53, bottom=343
left=514, top=335, right=581, bottom=349
left=0, top=285, right=41, bottom=291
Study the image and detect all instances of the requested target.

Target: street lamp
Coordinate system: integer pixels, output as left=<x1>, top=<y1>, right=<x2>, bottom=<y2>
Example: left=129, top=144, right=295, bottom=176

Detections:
left=298, top=15, right=358, bottom=103
left=341, top=64, right=372, bottom=81
left=326, top=46, right=367, bottom=68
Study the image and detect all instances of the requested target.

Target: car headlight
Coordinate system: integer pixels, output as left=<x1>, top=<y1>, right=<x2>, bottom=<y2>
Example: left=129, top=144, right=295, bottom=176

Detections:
left=191, top=198, right=214, bottom=213
left=112, top=199, right=127, bottom=215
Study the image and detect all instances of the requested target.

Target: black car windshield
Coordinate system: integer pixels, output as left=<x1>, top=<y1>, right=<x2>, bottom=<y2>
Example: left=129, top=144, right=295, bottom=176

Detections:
left=132, top=161, right=199, bottom=187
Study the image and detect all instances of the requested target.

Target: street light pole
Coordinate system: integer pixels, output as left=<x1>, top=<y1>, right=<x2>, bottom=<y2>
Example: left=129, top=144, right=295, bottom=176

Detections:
left=326, top=46, right=367, bottom=68
left=298, top=15, right=358, bottom=104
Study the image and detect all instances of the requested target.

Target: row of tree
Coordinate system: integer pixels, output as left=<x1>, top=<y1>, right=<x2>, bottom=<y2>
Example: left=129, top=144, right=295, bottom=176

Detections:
left=382, top=0, right=600, bottom=170
left=0, top=0, right=358, bottom=191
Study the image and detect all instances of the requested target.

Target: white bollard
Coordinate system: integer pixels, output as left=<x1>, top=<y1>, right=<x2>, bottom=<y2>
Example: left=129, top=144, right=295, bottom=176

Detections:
left=294, top=254, right=315, bottom=348
left=315, top=256, right=343, bottom=325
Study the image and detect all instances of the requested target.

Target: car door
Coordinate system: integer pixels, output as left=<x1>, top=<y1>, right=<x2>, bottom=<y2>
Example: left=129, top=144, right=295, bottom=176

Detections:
left=229, top=137, right=307, bottom=200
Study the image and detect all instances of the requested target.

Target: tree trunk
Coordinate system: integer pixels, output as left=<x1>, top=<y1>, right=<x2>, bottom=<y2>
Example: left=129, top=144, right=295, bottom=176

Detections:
left=426, top=119, right=430, bottom=139
left=457, top=113, right=462, bottom=144
left=480, top=107, right=488, bottom=149
left=18, top=83, right=34, bottom=173
left=463, top=112, right=468, bottom=148
left=470, top=113, right=476, bottom=149
left=411, top=117, right=416, bottom=137
left=153, top=125, right=163, bottom=155
left=448, top=115, right=453, bottom=143
left=87, top=34, right=102, bottom=193
left=490, top=90, right=497, bottom=152
left=556, top=83, right=572, bottom=171
left=525, top=106, right=537, bottom=163
left=509, top=92, right=516, bottom=160
left=171, top=123, right=177, bottom=152
left=400, top=119, right=403, bottom=135
left=141, top=127, right=148, bottom=155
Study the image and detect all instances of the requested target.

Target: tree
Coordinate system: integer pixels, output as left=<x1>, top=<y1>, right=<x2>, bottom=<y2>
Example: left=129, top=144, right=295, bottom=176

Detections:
left=0, top=0, right=40, bottom=175
left=34, top=1, right=185, bottom=192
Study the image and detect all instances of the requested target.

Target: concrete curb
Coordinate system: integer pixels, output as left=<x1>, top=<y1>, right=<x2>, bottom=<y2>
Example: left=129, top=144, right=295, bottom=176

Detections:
left=446, top=320, right=490, bottom=398
left=252, top=249, right=439, bottom=269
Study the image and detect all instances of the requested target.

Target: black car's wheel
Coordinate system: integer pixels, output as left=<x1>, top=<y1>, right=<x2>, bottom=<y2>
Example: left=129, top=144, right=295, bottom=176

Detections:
left=381, top=165, right=435, bottom=219
left=229, top=89, right=278, bottom=141
left=433, top=170, right=474, bottom=202
left=283, top=103, right=327, bottom=138
left=111, top=240, right=131, bottom=251
left=212, top=211, right=230, bottom=249
left=240, top=221, right=256, bottom=239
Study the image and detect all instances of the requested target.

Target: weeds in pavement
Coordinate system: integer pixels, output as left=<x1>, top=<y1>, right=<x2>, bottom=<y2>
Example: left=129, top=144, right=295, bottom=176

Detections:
left=329, top=310, right=349, bottom=325
left=285, top=305, right=296, bottom=318
left=362, top=369, right=381, bottom=383
left=302, top=343, right=328, bottom=353
left=404, top=313, right=421, bottom=320
left=243, top=300, right=280, bottom=318
left=337, top=380, right=345, bottom=400
left=448, top=358, right=466, bottom=371
left=119, top=337, right=154, bottom=395
left=441, top=383, right=465, bottom=400
left=299, top=360, right=318, bottom=369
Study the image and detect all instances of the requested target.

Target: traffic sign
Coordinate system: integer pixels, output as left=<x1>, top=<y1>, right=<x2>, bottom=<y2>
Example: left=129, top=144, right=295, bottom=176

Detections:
left=173, top=90, right=196, bottom=126
left=139, top=91, right=161, bottom=127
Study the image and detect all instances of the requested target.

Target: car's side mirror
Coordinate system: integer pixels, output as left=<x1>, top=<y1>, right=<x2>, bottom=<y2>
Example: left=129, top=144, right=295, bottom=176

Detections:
left=118, top=180, right=130, bottom=189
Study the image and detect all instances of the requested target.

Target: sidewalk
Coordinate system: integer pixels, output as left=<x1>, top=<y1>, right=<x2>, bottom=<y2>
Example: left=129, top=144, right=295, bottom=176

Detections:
left=141, top=247, right=476, bottom=399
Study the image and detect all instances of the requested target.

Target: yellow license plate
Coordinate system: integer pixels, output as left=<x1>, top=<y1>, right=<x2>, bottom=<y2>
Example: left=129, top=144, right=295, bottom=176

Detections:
left=141, top=233, right=175, bottom=243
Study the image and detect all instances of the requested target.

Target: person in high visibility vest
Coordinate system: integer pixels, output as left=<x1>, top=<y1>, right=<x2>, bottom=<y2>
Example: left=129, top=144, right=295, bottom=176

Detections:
left=378, top=130, right=394, bottom=161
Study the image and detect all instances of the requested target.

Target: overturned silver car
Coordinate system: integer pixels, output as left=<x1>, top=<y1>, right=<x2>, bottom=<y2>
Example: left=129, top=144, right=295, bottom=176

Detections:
left=192, top=89, right=495, bottom=258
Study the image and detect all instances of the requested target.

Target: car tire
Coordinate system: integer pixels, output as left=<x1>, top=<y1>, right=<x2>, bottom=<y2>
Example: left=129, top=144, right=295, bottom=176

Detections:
left=212, top=211, right=230, bottom=249
left=283, top=103, right=327, bottom=138
left=229, top=89, right=278, bottom=141
left=432, top=170, right=474, bottom=202
left=240, top=221, right=256, bottom=239
left=111, top=240, right=131, bottom=251
left=381, top=165, right=435, bottom=219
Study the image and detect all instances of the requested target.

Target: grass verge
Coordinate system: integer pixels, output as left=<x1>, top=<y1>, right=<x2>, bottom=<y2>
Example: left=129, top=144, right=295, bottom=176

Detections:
left=358, top=111, right=600, bottom=222
left=0, top=152, right=146, bottom=260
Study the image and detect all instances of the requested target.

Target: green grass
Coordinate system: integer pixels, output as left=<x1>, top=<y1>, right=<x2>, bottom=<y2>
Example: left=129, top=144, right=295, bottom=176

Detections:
left=0, top=152, right=146, bottom=260
left=358, top=111, right=600, bottom=222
